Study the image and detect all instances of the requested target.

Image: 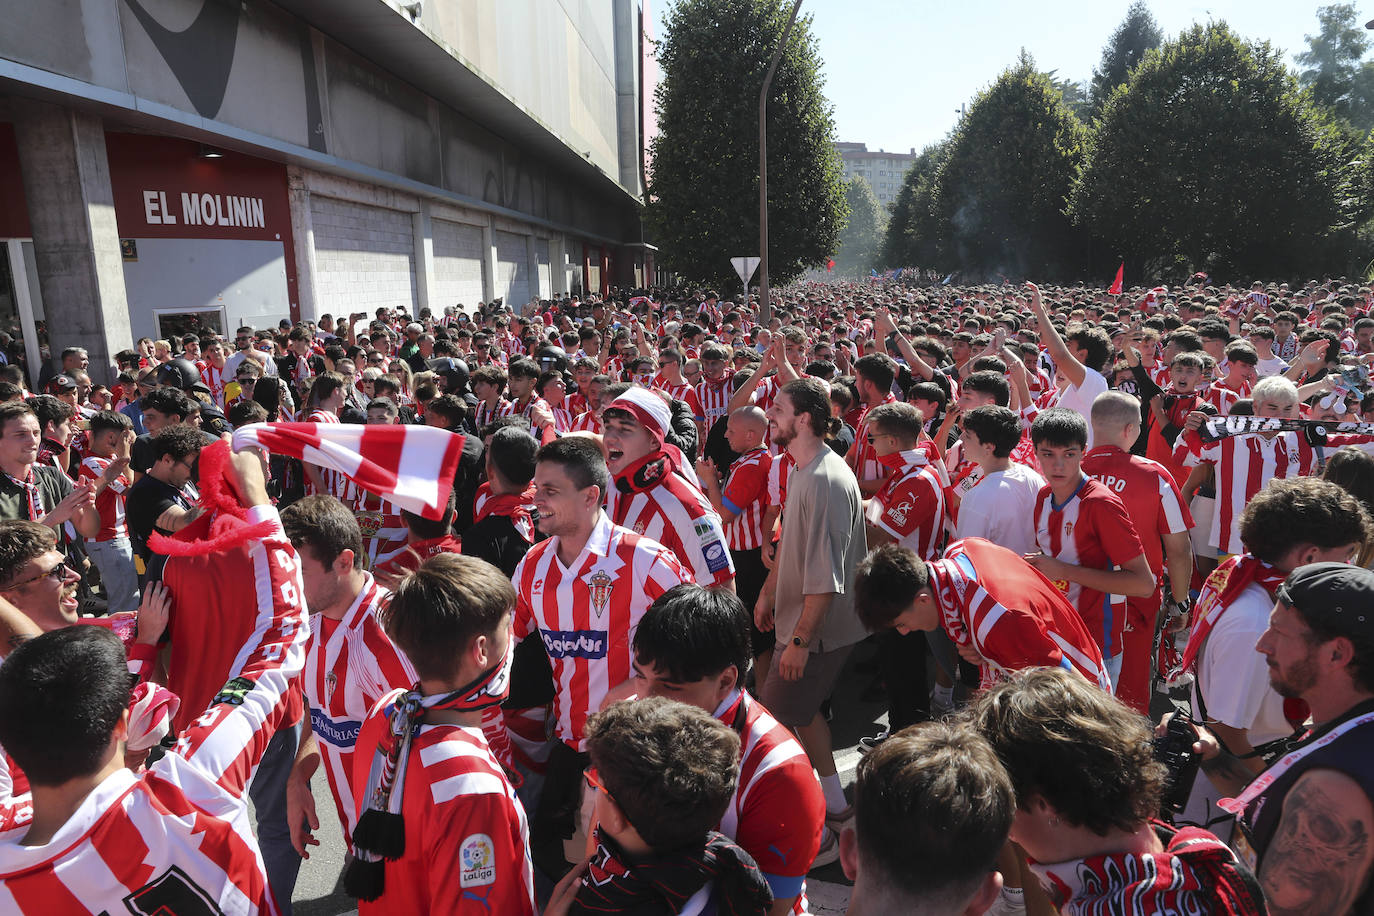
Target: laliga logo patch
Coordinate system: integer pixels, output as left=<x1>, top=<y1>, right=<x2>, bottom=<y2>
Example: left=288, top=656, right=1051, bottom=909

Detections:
left=460, top=833, right=496, bottom=887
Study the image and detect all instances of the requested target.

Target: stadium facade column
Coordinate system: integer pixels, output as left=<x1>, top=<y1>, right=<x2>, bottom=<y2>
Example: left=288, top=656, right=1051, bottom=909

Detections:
left=287, top=165, right=320, bottom=323
left=11, top=101, right=131, bottom=385
left=413, top=202, right=437, bottom=318
left=481, top=217, right=497, bottom=304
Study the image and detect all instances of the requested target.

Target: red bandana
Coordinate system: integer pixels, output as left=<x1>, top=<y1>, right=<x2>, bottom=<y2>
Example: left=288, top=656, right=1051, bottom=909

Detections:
left=473, top=483, right=537, bottom=544
left=1173, top=555, right=1287, bottom=681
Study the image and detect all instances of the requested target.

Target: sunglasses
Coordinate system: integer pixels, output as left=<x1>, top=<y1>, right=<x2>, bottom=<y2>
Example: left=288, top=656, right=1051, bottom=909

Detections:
left=3, top=561, right=71, bottom=591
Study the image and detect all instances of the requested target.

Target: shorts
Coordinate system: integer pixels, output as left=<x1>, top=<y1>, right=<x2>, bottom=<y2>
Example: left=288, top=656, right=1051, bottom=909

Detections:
left=760, top=642, right=855, bottom=727
left=1188, top=494, right=1218, bottom=558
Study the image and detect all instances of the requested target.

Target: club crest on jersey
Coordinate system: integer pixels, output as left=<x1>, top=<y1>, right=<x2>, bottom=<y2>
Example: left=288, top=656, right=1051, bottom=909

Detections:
left=588, top=570, right=613, bottom=619
left=1063, top=521, right=1074, bottom=537
left=324, top=671, right=338, bottom=705
left=459, top=833, right=496, bottom=887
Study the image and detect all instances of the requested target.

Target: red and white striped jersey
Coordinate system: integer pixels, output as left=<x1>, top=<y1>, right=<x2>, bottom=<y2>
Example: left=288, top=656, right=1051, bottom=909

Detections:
left=355, top=488, right=407, bottom=568
left=500, top=334, right=526, bottom=360
left=652, top=376, right=693, bottom=403
left=355, top=694, right=534, bottom=915
left=570, top=409, right=603, bottom=434
left=474, top=398, right=516, bottom=431
left=848, top=394, right=898, bottom=484
left=567, top=392, right=589, bottom=416
left=767, top=451, right=795, bottom=517
left=866, top=452, right=946, bottom=561
left=1182, top=432, right=1347, bottom=555
left=79, top=455, right=129, bottom=541
left=200, top=364, right=229, bottom=408
left=303, top=410, right=355, bottom=505
left=1033, top=476, right=1149, bottom=659
left=550, top=405, right=575, bottom=433
left=1198, top=384, right=1239, bottom=414
left=606, top=469, right=736, bottom=587
left=931, top=537, right=1112, bottom=690
left=512, top=513, right=690, bottom=749
left=715, top=690, right=824, bottom=914
left=0, top=513, right=308, bottom=915
left=302, top=574, right=416, bottom=842
left=692, top=376, right=735, bottom=431
left=721, top=448, right=772, bottom=551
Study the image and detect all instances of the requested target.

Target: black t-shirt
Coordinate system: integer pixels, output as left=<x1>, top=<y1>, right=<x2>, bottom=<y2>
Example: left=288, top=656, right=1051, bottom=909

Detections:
left=125, top=475, right=191, bottom=562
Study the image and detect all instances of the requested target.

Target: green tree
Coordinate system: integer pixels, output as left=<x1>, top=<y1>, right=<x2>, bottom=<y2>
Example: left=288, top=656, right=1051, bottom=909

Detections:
left=1089, top=1, right=1164, bottom=118
left=930, top=53, right=1089, bottom=280
left=833, top=176, right=885, bottom=276
left=1045, top=70, right=1092, bottom=121
left=1068, top=23, right=1359, bottom=279
left=1297, top=3, right=1374, bottom=132
left=646, top=0, right=846, bottom=288
left=880, top=141, right=948, bottom=269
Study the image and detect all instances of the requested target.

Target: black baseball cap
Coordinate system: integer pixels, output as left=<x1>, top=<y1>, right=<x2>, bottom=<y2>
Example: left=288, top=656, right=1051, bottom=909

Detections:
left=1278, top=563, right=1374, bottom=638
left=46, top=374, right=77, bottom=392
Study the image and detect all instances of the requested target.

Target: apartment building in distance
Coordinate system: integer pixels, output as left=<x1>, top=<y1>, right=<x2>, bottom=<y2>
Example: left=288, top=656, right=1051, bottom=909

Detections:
left=835, top=142, right=917, bottom=206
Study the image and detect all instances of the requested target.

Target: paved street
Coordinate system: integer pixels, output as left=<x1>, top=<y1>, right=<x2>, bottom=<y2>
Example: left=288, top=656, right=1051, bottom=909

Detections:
left=270, top=639, right=890, bottom=915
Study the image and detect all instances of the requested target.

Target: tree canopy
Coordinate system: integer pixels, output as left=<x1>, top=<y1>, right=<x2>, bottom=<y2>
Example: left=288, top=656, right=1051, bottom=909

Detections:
left=1089, top=2, right=1163, bottom=118
left=646, top=0, right=847, bottom=289
left=1297, top=3, right=1374, bottom=133
left=929, top=53, right=1088, bottom=280
left=832, top=176, right=885, bottom=276
left=1068, top=22, right=1358, bottom=279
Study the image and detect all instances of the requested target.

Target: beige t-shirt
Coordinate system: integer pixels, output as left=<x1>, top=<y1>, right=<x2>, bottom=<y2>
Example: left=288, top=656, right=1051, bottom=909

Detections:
left=774, top=446, right=869, bottom=652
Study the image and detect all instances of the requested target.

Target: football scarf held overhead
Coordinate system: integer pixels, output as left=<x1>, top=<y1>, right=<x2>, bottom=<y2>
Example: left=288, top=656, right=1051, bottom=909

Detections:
left=344, top=639, right=514, bottom=900
left=1196, top=415, right=1374, bottom=443
left=232, top=422, right=465, bottom=519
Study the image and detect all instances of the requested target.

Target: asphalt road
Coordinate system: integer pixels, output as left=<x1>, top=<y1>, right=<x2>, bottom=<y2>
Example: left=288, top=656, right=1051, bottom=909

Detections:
left=269, top=640, right=893, bottom=916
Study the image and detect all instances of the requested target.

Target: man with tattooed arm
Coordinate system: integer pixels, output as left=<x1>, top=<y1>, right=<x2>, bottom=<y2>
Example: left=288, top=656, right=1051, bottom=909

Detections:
left=1222, top=564, right=1374, bottom=915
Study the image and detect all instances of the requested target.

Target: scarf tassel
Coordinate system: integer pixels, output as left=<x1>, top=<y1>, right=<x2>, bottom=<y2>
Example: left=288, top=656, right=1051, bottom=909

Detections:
left=342, top=855, right=387, bottom=901
left=352, top=808, right=407, bottom=859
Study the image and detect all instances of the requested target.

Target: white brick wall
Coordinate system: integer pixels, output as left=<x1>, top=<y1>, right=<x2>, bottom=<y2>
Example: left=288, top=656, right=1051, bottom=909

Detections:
left=310, top=196, right=417, bottom=315
left=432, top=218, right=486, bottom=310
left=494, top=229, right=530, bottom=306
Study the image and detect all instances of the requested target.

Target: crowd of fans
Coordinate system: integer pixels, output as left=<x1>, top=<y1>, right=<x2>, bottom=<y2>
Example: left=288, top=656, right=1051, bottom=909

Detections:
left=2, top=275, right=1374, bottom=914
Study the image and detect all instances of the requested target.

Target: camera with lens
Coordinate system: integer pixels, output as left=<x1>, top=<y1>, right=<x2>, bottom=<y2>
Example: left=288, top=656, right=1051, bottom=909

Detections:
left=1153, top=713, right=1201, bottom=820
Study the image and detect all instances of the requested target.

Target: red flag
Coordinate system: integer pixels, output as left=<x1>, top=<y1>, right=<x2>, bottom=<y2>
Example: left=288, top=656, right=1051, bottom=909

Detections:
left=1108, top=262, right=1124, bottom=295
left=826, top=259, right=835, bottom=272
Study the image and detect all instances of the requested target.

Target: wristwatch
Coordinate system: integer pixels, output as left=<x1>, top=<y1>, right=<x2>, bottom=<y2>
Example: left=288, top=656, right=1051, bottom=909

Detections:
left=791, top=635, right=810, bottom=649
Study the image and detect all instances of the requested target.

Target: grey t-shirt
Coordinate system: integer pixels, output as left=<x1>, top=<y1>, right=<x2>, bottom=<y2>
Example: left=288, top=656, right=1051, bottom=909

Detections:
left=774, top=446, right=868, bottom=652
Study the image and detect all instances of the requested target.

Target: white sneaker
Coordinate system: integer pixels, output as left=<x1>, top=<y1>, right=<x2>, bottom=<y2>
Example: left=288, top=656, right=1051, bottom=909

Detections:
left=811, top=825, right=841, bottom=869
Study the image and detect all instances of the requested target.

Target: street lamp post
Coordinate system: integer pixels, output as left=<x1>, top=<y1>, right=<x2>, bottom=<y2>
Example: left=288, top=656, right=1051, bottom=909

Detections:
left=757, top=0, right=803, bottom=324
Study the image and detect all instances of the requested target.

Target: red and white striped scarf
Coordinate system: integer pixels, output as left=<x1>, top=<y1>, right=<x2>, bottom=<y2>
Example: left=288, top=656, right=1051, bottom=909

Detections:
left=232, top=422, right=465, bottom=519
left=4, top=467, right=43, bottom=521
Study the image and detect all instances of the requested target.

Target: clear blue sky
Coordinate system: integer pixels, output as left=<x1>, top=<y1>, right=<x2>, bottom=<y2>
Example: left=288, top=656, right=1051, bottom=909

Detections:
left=651, top=1, right=1348, bottom=154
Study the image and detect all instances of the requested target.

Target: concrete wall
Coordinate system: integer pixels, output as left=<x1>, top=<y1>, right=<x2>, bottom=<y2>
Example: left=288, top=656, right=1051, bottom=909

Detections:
left=309, top=197, right=417, bottom=317
left=0, top=0, right=643, bottom=243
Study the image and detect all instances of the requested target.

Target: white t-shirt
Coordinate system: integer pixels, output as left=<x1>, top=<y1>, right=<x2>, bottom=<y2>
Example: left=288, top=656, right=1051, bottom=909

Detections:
left=1255, top=355, right=1290, bottom=378
left=224, top=349, right=278, bottom=377
left=1052, top=366, right=1108, bottom=450
left=954, top=463, right=1047, bottom=557
left=1191, top=581, right=1292, bottom=745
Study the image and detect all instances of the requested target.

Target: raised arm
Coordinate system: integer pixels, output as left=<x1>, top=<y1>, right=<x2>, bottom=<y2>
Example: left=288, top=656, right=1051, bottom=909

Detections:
left=1026, top=282, right=1086, bottom=388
